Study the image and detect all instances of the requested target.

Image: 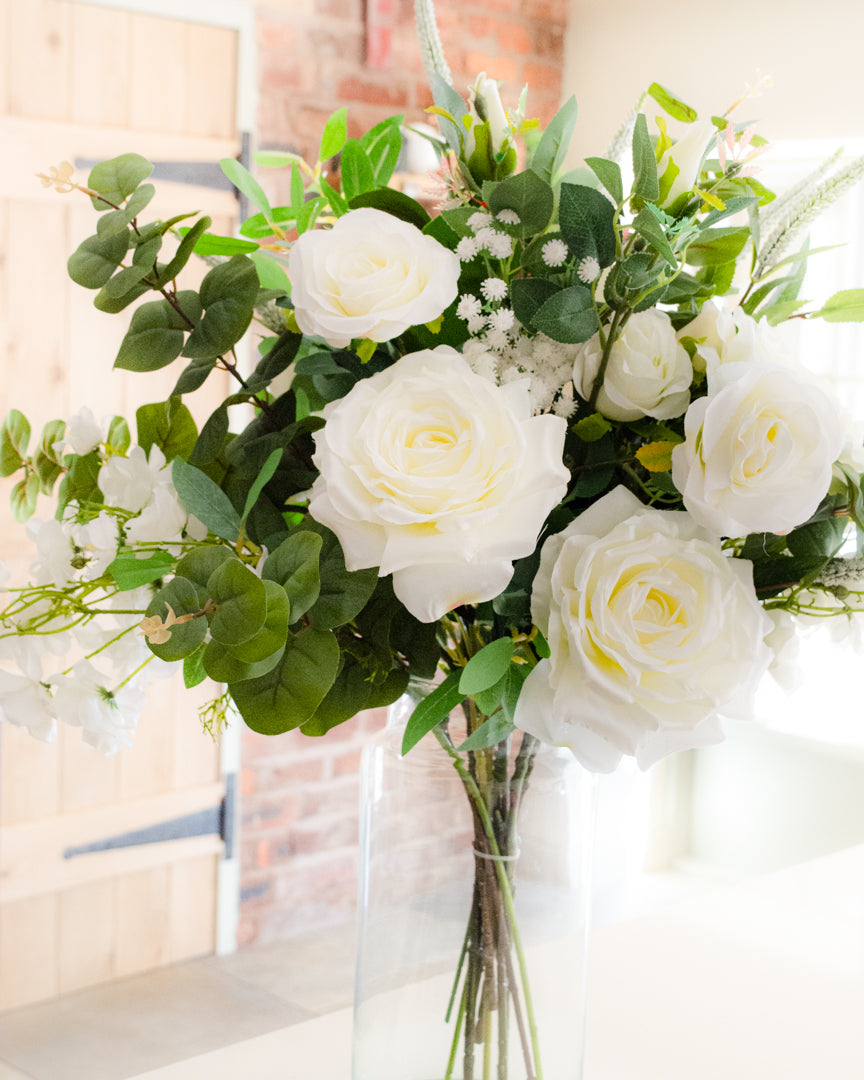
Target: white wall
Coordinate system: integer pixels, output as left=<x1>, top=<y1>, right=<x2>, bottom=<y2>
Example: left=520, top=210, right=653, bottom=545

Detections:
left=564, top=0, right=864, bottom=161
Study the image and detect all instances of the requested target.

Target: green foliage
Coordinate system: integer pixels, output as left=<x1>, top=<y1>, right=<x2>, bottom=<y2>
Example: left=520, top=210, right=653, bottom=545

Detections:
left=459, top=638, right=516, bottom=695
left=68, top=231, right=130, bottom=289
left=684, top=227, right=750, bottom=266
left=109, top=549, right=174, bottom=591
left=0, top=410, right=30, bottom=476
left=348, top=188, right=431, bottom=230
left=340, top=139, right=376, bottom=201
left=558, top=183, right=616, bottom=267
left=319, top=107, right=349, bottom=162
left=178, top=229, right=258, bottom=256
left=56, top=450, right=102, bottom=518
left=632, top=113, right=660, bottom=203
left=359, top=115, right=403, bottom=187
left=401, top=670, right=464, bottom=755
left=87, top=153, right=153, bottom=210
left=115, top=294, right=201, bottom=371
left=584, top=157, right=623, bottom=205
left=632, top=206, right=677, bottom=267
left=136, top=397, right=198, bottom=461
left=145, top=577, right=207, bottom=662
left=814, top=289, right=864, bottom=322
left=510, top=278, right=561, bottom=329
left=458, top=712, right=516, bottom=751
left=220, top=158, right=273, bottom=218
left=182, top=256, right=259, bottom=360
left=530, top=285, right=598, bottom=344
left=262, top=531, right=323, bottom=622
left=206, top=558, right=267, bottom=644
left=530, top=96, right=578, bottom=184
left=304, top=524, right=379, bottom=630
left=647, top=83, right=698, bottom=123
left=485, top=170, right=554, bottom=237
left=171, top=457, right=240, bottom=542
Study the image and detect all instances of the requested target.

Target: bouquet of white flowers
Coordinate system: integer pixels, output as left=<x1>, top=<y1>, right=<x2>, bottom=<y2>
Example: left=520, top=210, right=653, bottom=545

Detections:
left=4, top=3, right=864, bottom=1074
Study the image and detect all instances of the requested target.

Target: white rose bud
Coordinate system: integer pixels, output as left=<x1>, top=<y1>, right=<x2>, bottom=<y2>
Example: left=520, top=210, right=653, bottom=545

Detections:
left=656, top=120, right=716, bottom=208
left=678, top=301, right=791, bottom=375
left=671, top=362, right=844, bottom=537
left=308, top=347, right=569, bottom=623
left=465, top=74, right=510, bottom=160
left=288, top=208, right=460, bottom=348
left=514, top=486, right=773, bottom=772
left=572, top=308, right=692, bottom=421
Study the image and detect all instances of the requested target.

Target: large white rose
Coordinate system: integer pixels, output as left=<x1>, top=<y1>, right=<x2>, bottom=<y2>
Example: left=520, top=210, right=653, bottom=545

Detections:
left=288, top=208, right=461, bottom=348
left=671, top=361, right=843, bottom=537
left=572, top=308, right=692, bottom=421
left=514, top=486, right=773, bottom=772
left=308, top=347, right=569, bottom=622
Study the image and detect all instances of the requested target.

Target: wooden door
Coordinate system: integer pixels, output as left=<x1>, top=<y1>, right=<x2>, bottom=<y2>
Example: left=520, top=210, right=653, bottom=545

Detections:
left=0, top=0, right=242, bottom=1009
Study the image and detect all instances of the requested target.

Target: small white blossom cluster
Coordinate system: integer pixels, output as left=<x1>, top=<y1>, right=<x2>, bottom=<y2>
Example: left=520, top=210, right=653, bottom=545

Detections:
left=461, top=325, right=580, bottom=417
left=455, top=210, right=516, bottom=262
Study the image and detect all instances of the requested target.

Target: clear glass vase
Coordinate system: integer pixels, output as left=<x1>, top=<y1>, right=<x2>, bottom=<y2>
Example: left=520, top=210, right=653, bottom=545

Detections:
left=352, top=686, right=598, bottom=1080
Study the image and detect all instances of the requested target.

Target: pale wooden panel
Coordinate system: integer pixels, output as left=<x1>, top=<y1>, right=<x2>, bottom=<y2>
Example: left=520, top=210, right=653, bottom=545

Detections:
left=172, top=681, right=221, bottom=791
left=169, top=855, right=217, bottom=963
left=0, top=725, right=61, bottom=826
left=70, top=3, right=131, bottom=128
left=0, top=0, right=9, bottom=116
left=58, top=878, right=115, bottom=994
left=114, top=865, right=170, bottom=977
left=0, top=893, right=58, bottom=1009
left=185, top=24, right=237, bottom=140
left=119, top=674, right=181, bottom=803
left=2, top=200, right=69, bottom=435
left=7, top=0, right=72, bottom=122
left=59, top=724, right=121, bottom=815
left=128, top=13, right=188, bottom=135
left=1, top=782, right=223, bottom=902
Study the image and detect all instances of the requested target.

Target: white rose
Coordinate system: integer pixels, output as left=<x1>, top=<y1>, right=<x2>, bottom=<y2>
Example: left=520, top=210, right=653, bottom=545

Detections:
left=572, top=308, right=692, bottom=421
left=514, top=486, right=773, bottom=772
left=308, top=347, right=569, bottom=622
left=671, top=362, right=843, bottom=536
left=656, top=120, right=716, bottom=208
left=678, top=301, right=791, bottom=374
left=288, top=208, right=460, bottom=348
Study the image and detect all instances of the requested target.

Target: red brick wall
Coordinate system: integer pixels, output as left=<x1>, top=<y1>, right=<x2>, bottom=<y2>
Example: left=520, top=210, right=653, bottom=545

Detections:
left=239, top=0, right=569, bottom=948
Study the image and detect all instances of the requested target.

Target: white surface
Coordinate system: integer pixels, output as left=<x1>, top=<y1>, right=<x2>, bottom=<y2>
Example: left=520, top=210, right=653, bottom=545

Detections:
left=129, top=845, right=864, bottom=1079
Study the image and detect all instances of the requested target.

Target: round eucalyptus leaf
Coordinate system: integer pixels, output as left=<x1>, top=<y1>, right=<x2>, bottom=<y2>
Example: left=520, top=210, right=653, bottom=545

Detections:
left=144, top=576, right=206, bottom=662
left=202, top=639, right=285, bottom=684
left=175, top=545, right=233, bottom=592
left=206, top=558, right=267, bottom=644
left=230, top=580, right=290, bottom=663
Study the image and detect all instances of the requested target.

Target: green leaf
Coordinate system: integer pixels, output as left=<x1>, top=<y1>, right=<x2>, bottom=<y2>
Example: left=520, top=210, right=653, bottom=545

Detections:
left=87, top=153, right=153, bottom=211
left=366, top=667, right=410, bottom=710
left=428, top=72, right=468, bottom=157
left=171, top=457, right=241, bottom=542
left=684, top=227, right=749, bottom=267
left=359, top=115, right=403, bottom=186
left=68, top=231, right=130, bottom=289
left=94, top=281, right=150, bottom=313
left=172, top=358, right=218, bottom=396
left=486, top=169, right=554, bottom=237
left=0, top=410, right=30, bottom=475
left=206, top=558, right=267, bottom=644
left=295, top=197, right=324, bottom=235
left=188, top=404, right=229, bottom=468
left=510, top=278, right=561, bottom=329
left=632, top=113, right=660, bottom=203
left=647, top=83, right=698, bottom=123
left=136, top=397, right=198, bottom=461
left=10, top=474, right=40, bottom=523
left=230, top=579, right=290, bottom=662
left=160, top=216, right=213, bottom=283
left=95, top=183, right=155, bottom=239
left=531, top=285, right=598, bottom=344
left=183, top=643, right=208, bottom=689
left=574, top=412, right=612, bottom=442
left=182, top=256, right=259, bottom=360
left=178, top=228, right=258, bottom=256
left=174, top=545, right=233, bottom=592
left=531, top=96, right=578, bottom=184
left=261, top=530, right=323, bottom=623
left=558, top=183, right=617, bottom=267
left=305, top=524, right=378, bottom=630
left=401, top=670, right=463, bottom=755
left=348, top=188, right=431, bottom=230
left=814, top=289, right=864, bottom=322
left=115, top=294, right=201, bottom=372
left=145, top=577, right=207, bottom=662
left=241, top=448, right=283, bottom=521
left=459, top=637, right=515, bottom=695
left=458, top=712, right=515, bottom=752
left=584, top=157, right=623, bottom=205
left=632, top=206, right=676, bottom=267
left=230, top=627, right=340, bottom=734
left=108, top=549, right=174, bottom=591
left=220, top=158, right=272, bottom=217
left=302, top=656, right=372, bottom=735
left=103, top=262, right=151, bottom=299
left=203, top=639, right=284, bottom=684
left=700, top=194, right=758, bottom=227
left=291, top=162, right=305, bottom=207
left=340, top=138, right=376, bottom=201
left=249, top=250, right=291, bottom=293
left=319, top=107, right=348, bottom=162
left=55, top=450, right=101, bottom=516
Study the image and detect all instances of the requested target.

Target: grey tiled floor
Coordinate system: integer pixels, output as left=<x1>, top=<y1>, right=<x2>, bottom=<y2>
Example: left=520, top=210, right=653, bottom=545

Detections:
left=0, top=923, right=357, bottom=1080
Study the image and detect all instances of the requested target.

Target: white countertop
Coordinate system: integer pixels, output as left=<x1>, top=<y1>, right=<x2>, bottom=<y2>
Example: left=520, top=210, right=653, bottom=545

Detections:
left=130, top=844, right=864, bottom=1079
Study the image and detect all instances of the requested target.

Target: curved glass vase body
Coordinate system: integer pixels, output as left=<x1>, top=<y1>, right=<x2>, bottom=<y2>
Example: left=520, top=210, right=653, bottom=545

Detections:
left=353, top=689, right=597, bottom=1080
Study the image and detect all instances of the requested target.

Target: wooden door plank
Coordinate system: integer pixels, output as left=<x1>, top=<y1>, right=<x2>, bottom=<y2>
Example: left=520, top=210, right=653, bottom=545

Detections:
left=114, top=866, right=170, bottom=978
left=0, top=894, right=58, bottom=1010
left=7, top=0, right=72, bottom=122
left=0, top=725, right=61, bottom=826
left=169, top=855, right=218, bottom=963
left=128, top=13, right=188, bottom=135
left=70, top=3, right=131, bottom=128
left=172, top=681, right=221, bottom=791
left=59, top=725, right=121, bottom=815
left=58, top=878, right=116, bottom=994
left=118, top=674, right=180, bottom=802
left=185, top=24, right=237, bottom=140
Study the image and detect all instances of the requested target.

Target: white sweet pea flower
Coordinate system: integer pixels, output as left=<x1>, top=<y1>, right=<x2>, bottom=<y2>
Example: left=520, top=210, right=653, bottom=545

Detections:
left=678, top=301, right=791, bottom=374
left=98, top=444, right=164, bottom=512
left=308, top=346, right=569, bottom=623
left=572, top=308, right=692, bottom=421
left=50, top=659, right=141, bottom=754
left=288, top=208, right=460, bottom=348
left=656, top=119, right=716, bottom=208
left=671, top=362, right=844, bottom=536
left=59, top=406, right=105, bottom=456
left=26, top=518, right=75, bottom=587
left=69, top=511, right=119, bottom=580
left=515, top=486, right=773, bottom=772
left=0, top=667, right=57, bottom=742
left=124, top=484, right=188, bottom=548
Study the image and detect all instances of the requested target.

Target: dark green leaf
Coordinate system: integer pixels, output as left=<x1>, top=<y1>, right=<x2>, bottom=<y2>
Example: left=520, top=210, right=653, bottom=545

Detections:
left=348, top=188, right=431, bottom=230
left=115, top=294, right=201, bottom=372
left=68, top=231, right=129, bottom=289
left=189, top=404, right=229, bottom=468
left=55, top=450, right=101, bottom=516
left=531, top=285, right=598, bottom=343
left=230, top=627, right=340, bottom=734
left=182, top=256, right=259, bottom=360
left=684, top=227, right=749, bottom=267
left=203, top=639, right=285, bottom=684
left=206, top=558, right=267, bottom=644
left=171, top=457, right=241, bottom=542
left=145, top=577, right=206, bottom=662
left=161, top=216, right=213, bottom=282
left=172, top=358, right=218, bottom=396
left=366, top=667, right=411, bottom=710
left=510, top=278, right=561, bottom=328
left=241, top=448, right=283, bottom=521
left=305, top=524, right=378, bottom=629
left=136, top=397, right=198, bottom=461
left=401, top=670, right=463, bottom=755
left=584, top=157, right=624, bottom=205
left=108, top=549, right=174, bottom=591
left=632, top=113, right=660, bottom=203
left=262, top=530, right=323, bottom=622
left=632, top=206, right=676, bottom=267
left=531, top=96, right=578, bottom=184
left=558, top=183, right=617, bottom=267
left=231, top=579, right=290, bottom=662
left=302, top=657, right=372, bottom=735
left=88, top=153, right=153, bottom=211
left=459, top=637, right=515, bottom=695
left=174, top=545, right=233, bottom=592
left=486, top=169, right=554, bottom=237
